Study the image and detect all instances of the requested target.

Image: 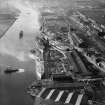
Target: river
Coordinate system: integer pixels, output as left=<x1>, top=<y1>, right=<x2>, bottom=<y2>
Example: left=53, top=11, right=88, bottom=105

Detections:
left=0, top=5, right=41, bottom=105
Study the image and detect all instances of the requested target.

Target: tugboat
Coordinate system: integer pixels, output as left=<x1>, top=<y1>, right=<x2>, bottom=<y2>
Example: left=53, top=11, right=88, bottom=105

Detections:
left=4, top=66, right=19, bottom=74
left=19, top=30, right=23, bottom=39
left=4, top=66, right=24, bottom=74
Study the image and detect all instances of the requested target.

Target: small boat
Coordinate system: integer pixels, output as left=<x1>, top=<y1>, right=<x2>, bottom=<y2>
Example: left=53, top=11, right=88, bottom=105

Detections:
left=4, top=67, right=19, bottom=74
left=19, top=30, right=23, bottom=39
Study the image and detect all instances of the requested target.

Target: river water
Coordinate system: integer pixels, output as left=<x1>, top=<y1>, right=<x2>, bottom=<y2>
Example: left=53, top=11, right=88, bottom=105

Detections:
left=0, top=59, right=36, bottom=105
left=0, top=4, right=41, bottom=105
